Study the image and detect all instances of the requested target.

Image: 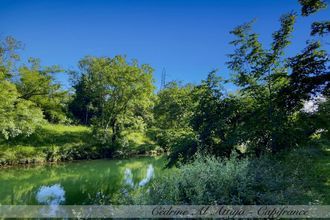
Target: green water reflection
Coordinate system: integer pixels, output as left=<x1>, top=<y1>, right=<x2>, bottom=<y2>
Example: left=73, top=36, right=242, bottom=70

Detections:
left=0, top=156, right=166, bottom=205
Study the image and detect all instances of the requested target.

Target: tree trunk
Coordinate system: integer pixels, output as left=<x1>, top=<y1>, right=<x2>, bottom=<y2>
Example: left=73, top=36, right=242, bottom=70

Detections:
left=111, top=119, right=117, bottom=144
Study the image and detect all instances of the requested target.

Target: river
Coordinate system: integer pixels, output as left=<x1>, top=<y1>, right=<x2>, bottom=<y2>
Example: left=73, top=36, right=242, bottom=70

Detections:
left=0, top=156, right=167, bottom=205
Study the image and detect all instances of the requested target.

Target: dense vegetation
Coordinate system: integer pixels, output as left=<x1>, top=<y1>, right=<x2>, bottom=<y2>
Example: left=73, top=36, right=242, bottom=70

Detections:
left=0, top=0, right=329, bottom=204
left=128, top=138, right=329, bottom=205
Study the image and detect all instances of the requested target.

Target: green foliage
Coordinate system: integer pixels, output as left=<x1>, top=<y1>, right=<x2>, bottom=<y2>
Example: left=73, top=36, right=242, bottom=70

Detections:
left=0, top=124, right=99, bottom=166
left=311, top=21, right=330, bottom=36
left=5, top=123, right=92, bottom=147
left=225, top=12, right=329, bottom=155
left=283, top=41, right=329, bottom=112
left=143, top=148, right=323, bottom=205
left=68, top=69, right=96, bottom=125
left=154, top=81, right=195, bottom=130
left=0, top=146, right=46, bottom=165
left=191, top=72, right=244, bottom=157
left=0, top=37, right=45, bottom=140
left=165, top=130, right=199, bottom=167
left=96, top=129, right=161, bottom=158
left=0, top=80, right=45, bottom=140
left=0, top=123, right=162, bottom=166
left=16, top=58, right=69, bottom=123
left=155, top=8, right=329, bottom=164
left=299, top=0, right=327, bottom=16
left=146, top=154, right=255, bottom=205
left=0, top=36, right=22, bottom=79
left=70, top=56, right=155, bottom=149
left=1, top=36, right=69, bottom=125
left=152, top=81, right=198, bottom=165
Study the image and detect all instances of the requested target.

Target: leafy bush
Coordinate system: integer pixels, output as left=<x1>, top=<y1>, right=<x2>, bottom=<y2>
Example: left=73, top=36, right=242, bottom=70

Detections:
left=140, top=150, right=320, bottom=205
left=142, top=154, right=254, bottom=205
left=149, top=128, right=194, bottom=150
left=165, top=131, right=199, bottom=167
left=0, top=80, right=45, bottom=140
left=44, top=144, right=101, bottom=162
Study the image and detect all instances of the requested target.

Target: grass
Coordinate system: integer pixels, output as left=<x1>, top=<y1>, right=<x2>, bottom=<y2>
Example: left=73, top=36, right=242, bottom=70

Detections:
left=122, top=131, right=163, bottom=155
left=0, top=124, right=97, bottom=166
left=0, top=124, right=162, bottom=167
left=270, top=139, right=330, bottom=204
left=308, top=138, right=330, bottom=204
left=3, top=124, right=92, bottom=148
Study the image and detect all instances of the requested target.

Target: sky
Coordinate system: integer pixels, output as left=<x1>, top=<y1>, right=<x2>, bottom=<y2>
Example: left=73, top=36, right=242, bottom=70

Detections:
left=0, top=0, right=329, bottom=90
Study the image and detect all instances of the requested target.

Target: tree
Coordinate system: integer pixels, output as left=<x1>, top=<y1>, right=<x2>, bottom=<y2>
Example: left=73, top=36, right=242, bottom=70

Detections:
left=15, top=58, right=68, bottom=123
left=282, top=41, right=329, bottom=112
left=299, top=0, right=329, bottom=42
left=190, top=71, right=246, bottom=157
left=315, top=93, right=330, bottom=139
left=227, top=13, right=297, bottom=154
left=0, top=36, right=22, bottom=80
left=0, top=37, right=44, bottom=140
left=227, top=9, right=329, bottom=155
left=154, top=81, right=195, bottom=130
left=311, top=21, right=330, bottom=37
left=68, top=71, right=95, bottom=125
left=298, top=0, right=327, bottom=16
left=152, top=81, right=196, bottom=160
left=71, top=56, right=155, bottom=147
left=0, top=80, right=44, bottom=139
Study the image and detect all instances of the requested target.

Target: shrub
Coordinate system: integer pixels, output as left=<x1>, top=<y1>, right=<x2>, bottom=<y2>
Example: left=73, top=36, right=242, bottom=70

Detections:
left=0, top=80, right=45, bottom=140
left=143, top=154, right=255, bottom=205
left=140, top=150, right=320, bottom=205
left=149, top=128, right=192, bottom=150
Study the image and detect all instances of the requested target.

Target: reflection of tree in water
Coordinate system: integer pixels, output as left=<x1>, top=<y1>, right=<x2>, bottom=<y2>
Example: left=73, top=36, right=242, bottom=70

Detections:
left=0, top=157, right=165, bottom=205
left=36, top=184, right=69, bottom=217
left=124, top=168, right=134, bottom=187
left=123, top=164, right=154, bottom=188
left=36, top=184, right=65, bottom=205
left=139, top=164, right=154, bottom=186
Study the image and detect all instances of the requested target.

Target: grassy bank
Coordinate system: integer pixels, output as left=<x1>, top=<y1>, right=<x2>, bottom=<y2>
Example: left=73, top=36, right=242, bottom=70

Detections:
left=310, top=139, right=330, bottom=204
left=0, top=124, right=161, bottom=167
left=0, top=124, right=97, bottom=166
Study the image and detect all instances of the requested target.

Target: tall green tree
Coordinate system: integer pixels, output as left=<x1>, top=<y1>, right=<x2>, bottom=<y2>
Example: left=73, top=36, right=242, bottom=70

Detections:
left=154, top=81, right=195, bottom=130
left=227, top=11, right=329, bottom=155
left=0, top=80, right=44, bottom=139
left=152, top=81, right=196, bottom=161
left=227, top=13, right=297, bottom=154
left=15, top=58, right=68, bottom=123
left=190, top=71, right=248, bottom=157
left=0, top=37, right=44, bottom=140
left=70, top=56, right=155, bottom=146
left=69, top=71, right=95, bottom=125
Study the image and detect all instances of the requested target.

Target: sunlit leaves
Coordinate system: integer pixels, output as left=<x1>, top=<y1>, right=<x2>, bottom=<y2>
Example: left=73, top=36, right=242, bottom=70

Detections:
left=0, top=80, right=44, bottom=140
left=71, top=56, right=155, bottom=145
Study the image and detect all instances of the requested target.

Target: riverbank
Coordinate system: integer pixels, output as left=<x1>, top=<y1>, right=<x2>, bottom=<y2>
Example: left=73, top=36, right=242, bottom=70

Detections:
left=139, top=138, right=330, bottom=205
left=0, top=124, right=162, bottom=167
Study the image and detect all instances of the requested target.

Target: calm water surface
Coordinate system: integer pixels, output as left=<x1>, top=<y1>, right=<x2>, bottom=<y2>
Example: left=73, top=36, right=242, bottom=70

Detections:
left=0, top=156, right=167, bottom=205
